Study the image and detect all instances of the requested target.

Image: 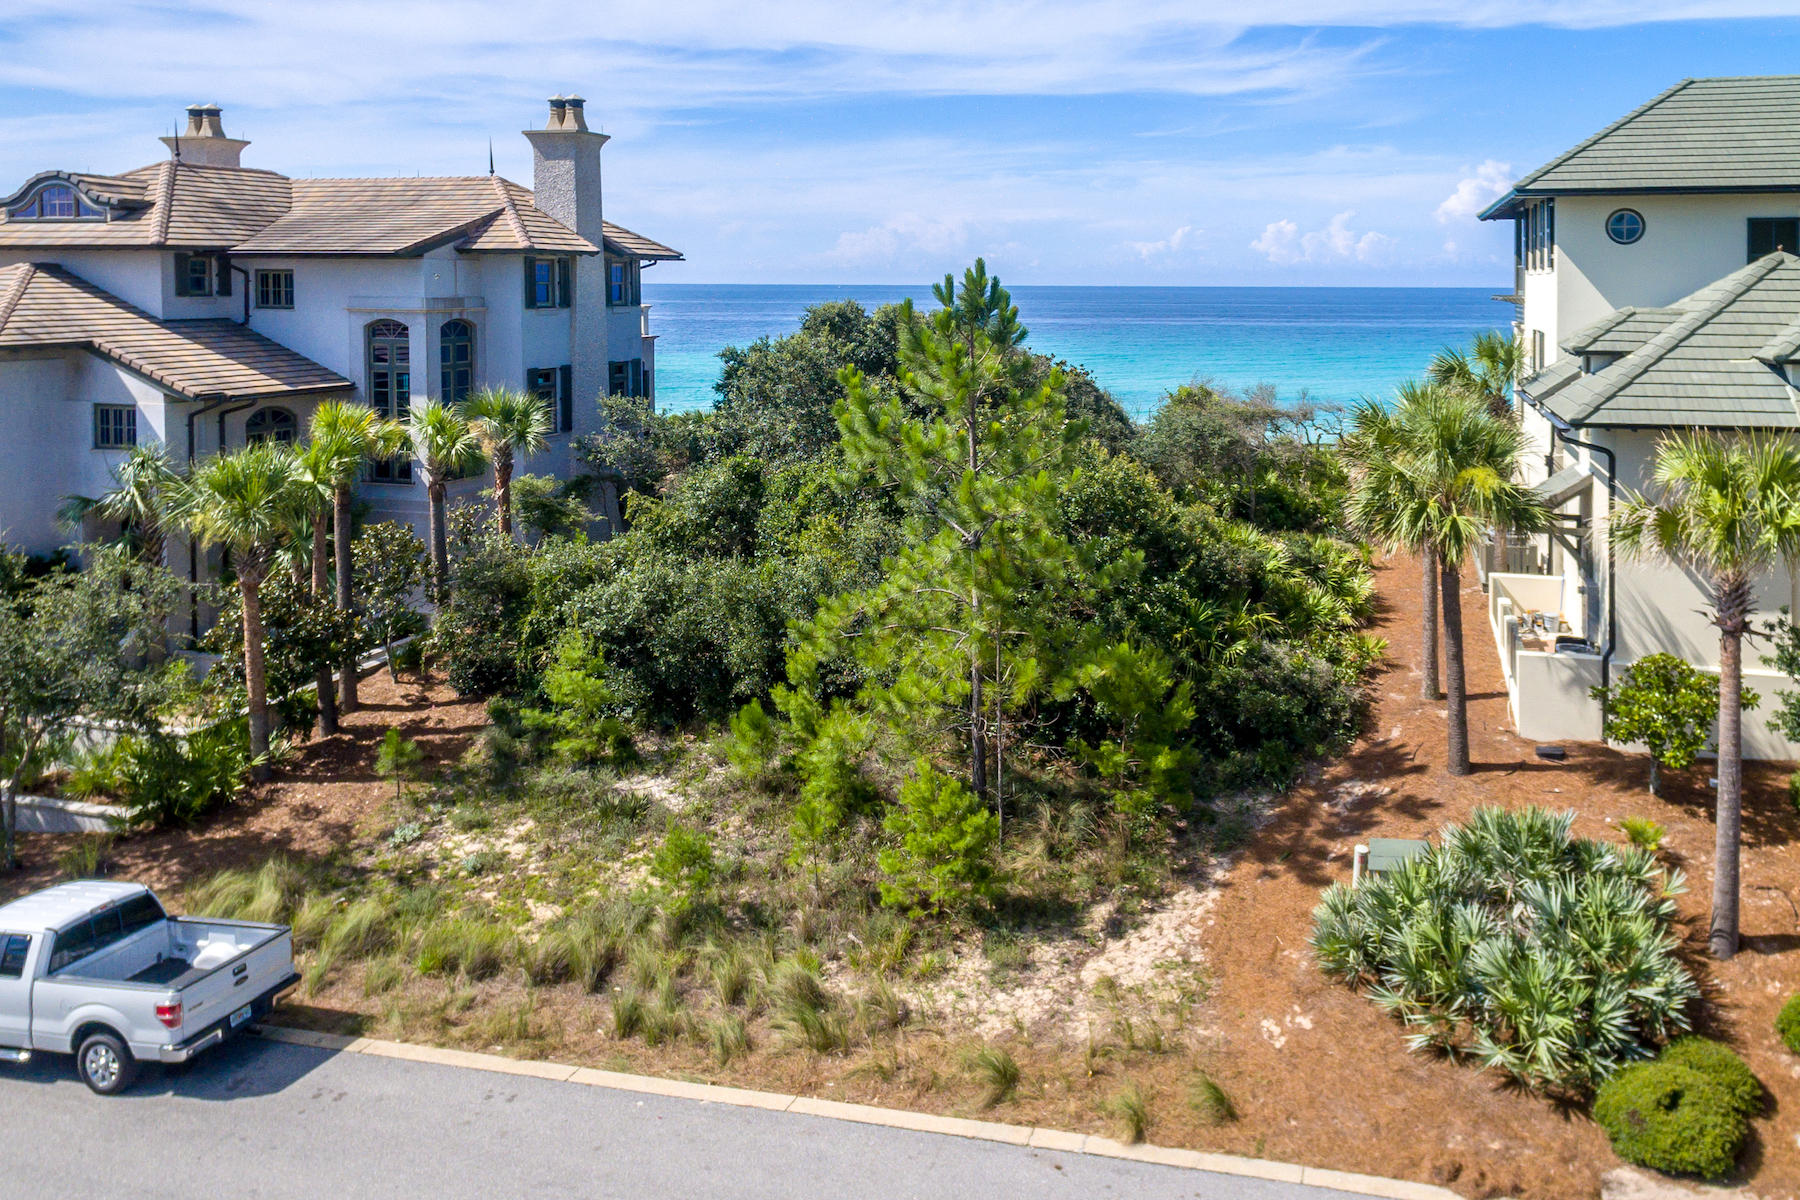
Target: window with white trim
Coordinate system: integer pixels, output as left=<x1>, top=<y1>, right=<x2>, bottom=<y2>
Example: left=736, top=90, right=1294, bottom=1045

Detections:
left=94, top=405, right=137, bottom=449
left=524, top=256, right=572, bottom=309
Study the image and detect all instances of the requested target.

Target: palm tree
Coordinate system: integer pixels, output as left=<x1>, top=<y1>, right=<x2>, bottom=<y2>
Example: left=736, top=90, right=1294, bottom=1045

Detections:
left=1342, top=393, right=1442, bottom=702
left=1346, top=383, right=1548, bottom=775
left=407, top=399, right=485, bottom=600
left=1428, top=330, right=1524, bottom=419
left=59, top=442, right=181, bottom=567
left=465, top=386, right=551, bottom=536
left=309, top=401, right=407, bottom=713
left=294, top=438, right=342, bottom=735
left=1613, top=432, right=1800, bottom=960
left=167, top=441, right=303, bottom=779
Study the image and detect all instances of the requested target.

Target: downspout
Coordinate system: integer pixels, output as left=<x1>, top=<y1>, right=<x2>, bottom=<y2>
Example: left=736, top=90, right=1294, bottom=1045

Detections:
left=230, top=263, right=251, bottom=324
left=1541, top=405, right=1619, bottom=698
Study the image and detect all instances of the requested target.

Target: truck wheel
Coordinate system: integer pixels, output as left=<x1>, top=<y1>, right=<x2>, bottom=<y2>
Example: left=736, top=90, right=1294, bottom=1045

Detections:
left=76, top=1032, right=137, bottom=1095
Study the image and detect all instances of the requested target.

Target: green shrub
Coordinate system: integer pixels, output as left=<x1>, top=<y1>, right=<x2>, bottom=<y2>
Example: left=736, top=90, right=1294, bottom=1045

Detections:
left=1591, top=654, right=1731, bottom=796
left=651, top=823, right=715, bottom=899
left=726, top=698, right=780, bottom=783
left=877, top=760, right=999, bottom=913
left=1594, top=1062, right=1746, bottom=1180
left=1311, top=807, right=1698, bottom=1092
left=114, top=724, right=254, bottom=828
left=375, top=728, right=424, bottom=802
left=1789, top=772, right=1800, bottom=820
left=517, top=631, right=637, bottom=766
left=1660, top=1038, right=1761, bottom=1117
left=1777, top=994, right=1800, bottom=1055
left=1619, top=817, right=1666, bottom=853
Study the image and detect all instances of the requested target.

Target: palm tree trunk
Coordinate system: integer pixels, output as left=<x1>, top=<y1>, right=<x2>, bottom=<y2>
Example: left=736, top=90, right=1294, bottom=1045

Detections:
left=1, top=783, right=15, bottom=872
left=1712, top=579, right=1750, bottom=960
left=1440, top=550, right=1471, bottom=776
left=428, top=482, right=450, bottom=603
left=1421, top=552, right=1441, bottom=700
left=310, top=509, right=338, bottom=736
left=241, top=570, right=272, bottom=782
left=496, top=456, right=514, bottom=537
left=334, top=485, right=359, bottom=714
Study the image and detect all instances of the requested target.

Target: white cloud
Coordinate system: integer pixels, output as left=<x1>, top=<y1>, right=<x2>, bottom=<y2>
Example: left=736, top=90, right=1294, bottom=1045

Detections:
left=829, top=214, right=968, bottom=267
left=1126, top=225, right=1197, bottom=261
left=1434, top=159, right=1513, bottom=224
left=1250, top=211, right=1393, bottom=265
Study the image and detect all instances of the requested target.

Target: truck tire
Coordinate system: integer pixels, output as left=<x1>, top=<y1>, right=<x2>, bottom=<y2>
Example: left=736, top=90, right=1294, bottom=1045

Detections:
left=76, top=1031, right=137, bottom=1095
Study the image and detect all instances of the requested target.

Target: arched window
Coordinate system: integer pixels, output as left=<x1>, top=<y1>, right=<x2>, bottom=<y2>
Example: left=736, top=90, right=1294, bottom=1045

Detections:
left=440, top=319, right=474, bottom=405
left=366, top=319, right=412, bottom=481
left=244, top=407, right=297, bottom=444
left=6, top=182, right=101, bottom=221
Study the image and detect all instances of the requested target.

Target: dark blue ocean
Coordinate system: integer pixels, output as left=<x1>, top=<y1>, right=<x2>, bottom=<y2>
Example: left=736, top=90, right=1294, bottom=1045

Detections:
left=642, top=283, right=1508, bottom=421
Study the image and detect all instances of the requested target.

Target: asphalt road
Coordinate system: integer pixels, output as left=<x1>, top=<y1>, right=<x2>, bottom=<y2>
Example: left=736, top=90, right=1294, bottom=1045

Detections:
left=0, top=1034, right=1367, bottom=1200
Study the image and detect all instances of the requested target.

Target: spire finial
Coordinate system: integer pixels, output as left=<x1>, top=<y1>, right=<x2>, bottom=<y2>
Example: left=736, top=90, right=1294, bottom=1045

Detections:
left=488, top=138, right=495, bottom=176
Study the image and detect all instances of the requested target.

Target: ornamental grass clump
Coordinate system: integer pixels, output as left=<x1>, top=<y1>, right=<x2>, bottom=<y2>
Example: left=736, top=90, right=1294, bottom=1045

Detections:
left=1311, top=807, right=1698, bottom=1093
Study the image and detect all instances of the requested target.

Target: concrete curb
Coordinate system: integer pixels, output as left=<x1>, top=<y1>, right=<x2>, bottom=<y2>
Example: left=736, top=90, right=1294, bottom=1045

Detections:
left=256, top=1025, right=1459, bottom=1200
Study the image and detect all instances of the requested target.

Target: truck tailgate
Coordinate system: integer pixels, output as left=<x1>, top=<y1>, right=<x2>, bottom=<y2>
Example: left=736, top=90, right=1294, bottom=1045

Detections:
left=175, top=926, right=295, bottom=1034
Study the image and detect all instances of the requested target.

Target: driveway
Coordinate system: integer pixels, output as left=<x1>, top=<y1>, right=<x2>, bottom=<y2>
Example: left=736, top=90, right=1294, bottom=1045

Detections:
left=0, top=1035, right=1375, bottom=1200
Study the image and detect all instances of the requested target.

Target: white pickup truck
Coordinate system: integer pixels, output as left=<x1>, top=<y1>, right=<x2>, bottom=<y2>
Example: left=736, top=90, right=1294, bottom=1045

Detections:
left=0, top=881, right=298, bottom=1093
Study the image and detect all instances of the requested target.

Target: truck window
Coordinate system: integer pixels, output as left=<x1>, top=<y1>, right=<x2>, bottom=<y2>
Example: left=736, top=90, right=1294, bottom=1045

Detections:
left=0, top=935, right=29, bottom=979
left=89, top=907, right=125, bottom=952
left=49, top=921, right=96, bottom=972
left=117, top=893, right=165, bottom=936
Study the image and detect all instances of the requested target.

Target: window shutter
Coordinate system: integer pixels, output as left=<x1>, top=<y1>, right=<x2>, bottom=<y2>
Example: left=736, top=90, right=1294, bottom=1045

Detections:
left=523, top=257, right=537, bottom=308
left=173, top=252, right=193, bottom=297
left=215, top=255, right=231, bottom=296
left=557, top=259, right=572, bottom=308
left=559, top=364, right=573, bottom=432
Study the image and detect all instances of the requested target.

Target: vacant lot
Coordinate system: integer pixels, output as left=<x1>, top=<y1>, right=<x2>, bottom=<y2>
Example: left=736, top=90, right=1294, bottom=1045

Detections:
left=7, top=553, right=1798, bottom=1200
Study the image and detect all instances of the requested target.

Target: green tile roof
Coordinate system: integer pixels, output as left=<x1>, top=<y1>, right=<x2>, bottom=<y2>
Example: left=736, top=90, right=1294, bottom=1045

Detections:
left=1482, top=76, right=1800, bottom=216
left=1526, top=251, right=1800, bottom=429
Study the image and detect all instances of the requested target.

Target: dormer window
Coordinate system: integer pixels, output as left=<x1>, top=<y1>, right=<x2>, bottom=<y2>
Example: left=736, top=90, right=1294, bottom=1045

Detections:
left=6, top=182, right=102, bottom=221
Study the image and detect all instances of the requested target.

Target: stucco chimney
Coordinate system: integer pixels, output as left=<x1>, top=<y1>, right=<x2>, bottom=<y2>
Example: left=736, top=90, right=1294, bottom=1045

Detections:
left=523, top=91, right=610, bottom=422
left=160, top=103, right=250, bottom=168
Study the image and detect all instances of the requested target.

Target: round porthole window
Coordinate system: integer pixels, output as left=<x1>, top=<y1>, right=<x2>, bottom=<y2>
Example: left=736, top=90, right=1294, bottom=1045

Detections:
left=1606, top=208, right=1645, bottom=245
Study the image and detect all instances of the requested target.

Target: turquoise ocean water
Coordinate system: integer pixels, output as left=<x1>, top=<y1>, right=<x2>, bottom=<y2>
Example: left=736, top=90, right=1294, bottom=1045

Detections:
left=643, top=284, right=1508, bottom=421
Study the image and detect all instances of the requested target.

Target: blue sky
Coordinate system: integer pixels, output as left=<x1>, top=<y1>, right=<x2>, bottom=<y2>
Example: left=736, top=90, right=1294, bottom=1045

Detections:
left=4, top=2, right=1800, bottom=287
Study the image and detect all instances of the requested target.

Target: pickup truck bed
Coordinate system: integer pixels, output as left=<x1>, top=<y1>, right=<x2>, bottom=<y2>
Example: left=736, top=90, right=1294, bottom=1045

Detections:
left=0, top=881, right=298, bottom=1093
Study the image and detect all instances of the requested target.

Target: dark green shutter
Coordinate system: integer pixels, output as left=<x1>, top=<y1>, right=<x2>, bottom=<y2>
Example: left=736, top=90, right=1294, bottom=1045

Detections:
left=523, top=257, right=537, bottom=308
left=215, top=255, right=231, bottom=296
left=557, top=259, right=571, bottom=308
left=173, top=252, right=193, bottom=297
left=558, top=364, right=573, bottom=431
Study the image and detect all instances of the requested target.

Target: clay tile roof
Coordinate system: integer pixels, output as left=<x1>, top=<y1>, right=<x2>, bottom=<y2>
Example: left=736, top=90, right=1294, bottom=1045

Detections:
left=0, top=262, right=350, bottom=400
left=0, top=163, right=290, bottom=249
left=601, top=221, right=683, bottom=261
left=234, top=176, right=598, bottom=255
left=0, top=162, right=678, bottom=260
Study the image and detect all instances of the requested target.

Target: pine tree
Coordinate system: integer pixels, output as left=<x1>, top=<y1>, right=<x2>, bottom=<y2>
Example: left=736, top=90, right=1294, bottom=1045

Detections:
left=791, top=260, right=1086, bottom=816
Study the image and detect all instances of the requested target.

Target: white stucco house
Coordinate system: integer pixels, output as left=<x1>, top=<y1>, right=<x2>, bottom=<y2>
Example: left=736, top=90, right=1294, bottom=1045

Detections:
left=0, top=95, right=679, bottom=618
left=1478, top=74, right=1800, bottom=758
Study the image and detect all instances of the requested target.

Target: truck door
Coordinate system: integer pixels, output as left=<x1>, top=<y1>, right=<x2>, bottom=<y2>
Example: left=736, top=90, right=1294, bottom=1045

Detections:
left=0, top=933, right=34, bottom=1048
